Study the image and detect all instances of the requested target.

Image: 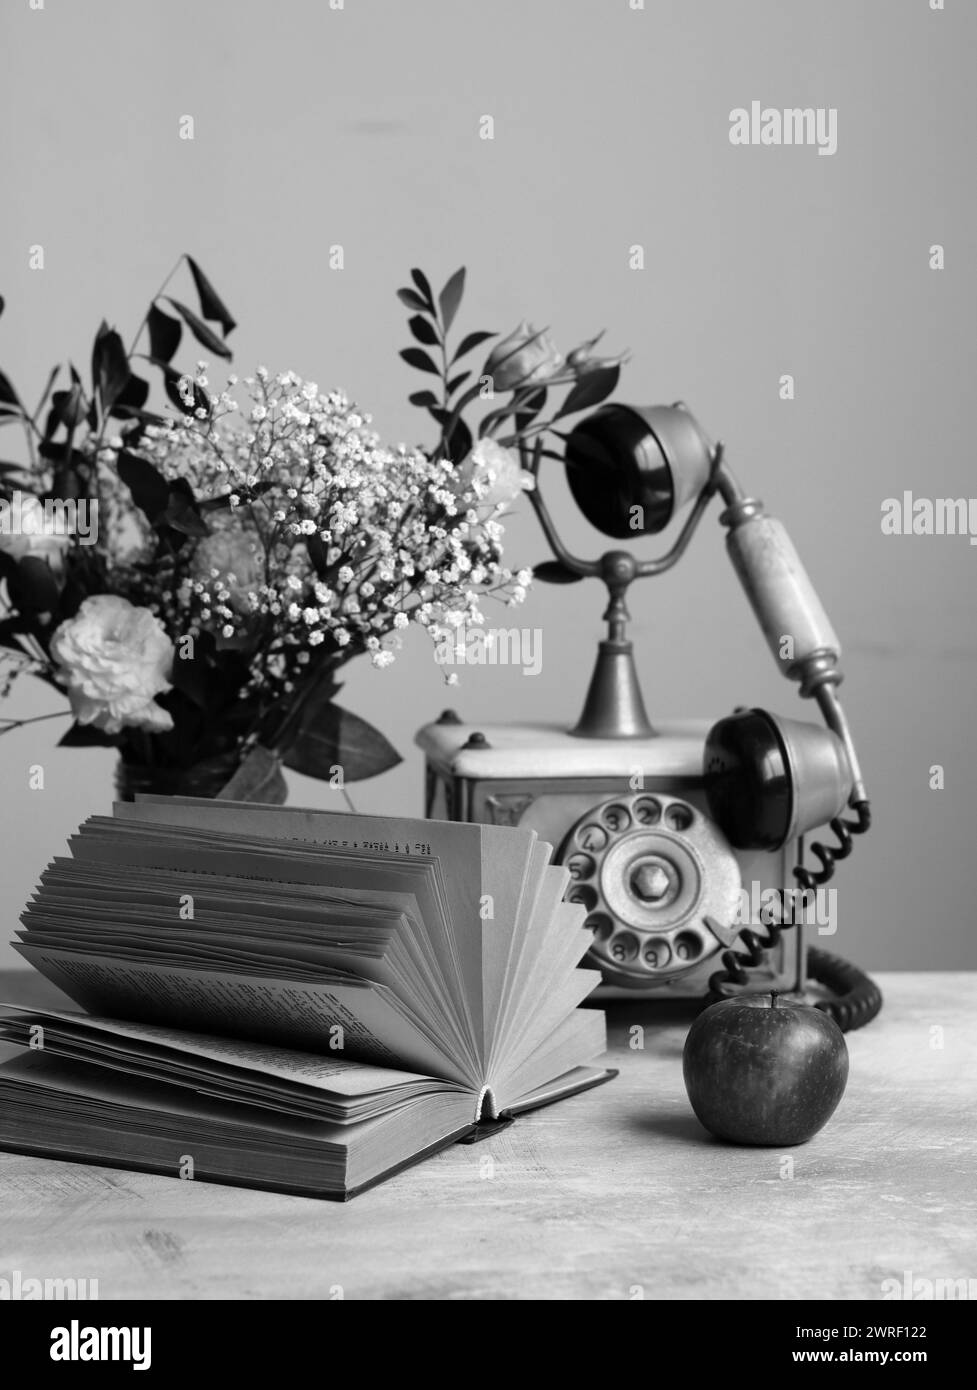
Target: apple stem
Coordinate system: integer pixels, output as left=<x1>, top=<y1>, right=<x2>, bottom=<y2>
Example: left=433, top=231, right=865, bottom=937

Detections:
left=770, top=991, right=779, bottom=1008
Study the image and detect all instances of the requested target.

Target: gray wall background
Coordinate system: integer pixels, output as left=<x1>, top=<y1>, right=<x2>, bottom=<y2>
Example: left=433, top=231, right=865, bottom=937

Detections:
left=1, top=0, right=974, bottom=973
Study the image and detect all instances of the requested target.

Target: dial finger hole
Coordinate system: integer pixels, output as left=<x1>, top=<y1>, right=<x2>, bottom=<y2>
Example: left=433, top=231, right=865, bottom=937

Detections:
left=633, top=797, right=661, bottom=826
left=664, top=802, right=694, bottom=832
left=673, top=930, right=702, bottom=962
left=567, top=884, right=598, bottom=913
left=565, top=852, right=595, bottom=882
left=586, top=913, right=614, bottom=942
left=576, top=823, right=607, bottom=852
left=608, top=931, right=639, bottom=964
left=642, top=938, right=673, bottom=970
left=601, top=803, right=632, bottom=834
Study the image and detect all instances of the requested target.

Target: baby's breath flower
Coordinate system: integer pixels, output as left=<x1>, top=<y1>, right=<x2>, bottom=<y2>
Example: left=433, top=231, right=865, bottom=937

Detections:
left=124, top=365, right=528, bottom=708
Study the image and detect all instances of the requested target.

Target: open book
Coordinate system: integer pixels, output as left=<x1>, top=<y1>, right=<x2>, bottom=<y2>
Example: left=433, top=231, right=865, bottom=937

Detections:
left=0, top=797, right=609, bottom=1199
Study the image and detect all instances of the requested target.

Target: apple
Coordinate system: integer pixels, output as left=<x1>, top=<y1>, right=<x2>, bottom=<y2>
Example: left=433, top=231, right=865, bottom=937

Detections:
left=682, top=993, right=849, bottom=1145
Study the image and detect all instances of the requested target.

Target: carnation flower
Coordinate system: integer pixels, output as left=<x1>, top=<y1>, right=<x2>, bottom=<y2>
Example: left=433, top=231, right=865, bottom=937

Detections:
left=0, top=495, right=73, bottom=570
left=50, top=595, right=174, bottom=734
left=456, top=439, right=534, bottom=509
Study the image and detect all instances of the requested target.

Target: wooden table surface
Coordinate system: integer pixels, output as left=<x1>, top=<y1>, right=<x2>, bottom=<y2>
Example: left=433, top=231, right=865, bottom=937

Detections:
left=0, top=970, right=974, bottom=1301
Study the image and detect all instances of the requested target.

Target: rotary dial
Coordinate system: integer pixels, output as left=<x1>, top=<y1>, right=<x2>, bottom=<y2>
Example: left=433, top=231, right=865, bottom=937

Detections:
left=558, top=791, right=742, bottom=986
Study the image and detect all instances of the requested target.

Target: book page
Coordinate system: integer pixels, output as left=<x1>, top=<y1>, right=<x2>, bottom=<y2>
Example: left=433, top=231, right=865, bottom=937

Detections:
left=494, top=1008, right=608, bottom=1114
left=114, top=798, right=492, bottom=1061
left=13, top=945, right=473, bottom=1085
left=64, top=820, right=475, bottom=1056
left=484, top=856, right=570, bottom=1076
left=0, top=1007, right=452, bottom=1097
left=478, top=838, right=550, bottom=1063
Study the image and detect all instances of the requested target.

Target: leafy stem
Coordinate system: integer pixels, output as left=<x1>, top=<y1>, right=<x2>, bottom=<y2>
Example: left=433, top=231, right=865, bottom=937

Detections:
left=399, top=267, right=494, bottom=465
left=126, top=255, right=187, bottom=361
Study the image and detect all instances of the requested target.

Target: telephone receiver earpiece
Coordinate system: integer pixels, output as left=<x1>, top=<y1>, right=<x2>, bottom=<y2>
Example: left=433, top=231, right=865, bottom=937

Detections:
left=564, top=402, right=714, bottom=538
left=704, top=708, right=854, bottom=851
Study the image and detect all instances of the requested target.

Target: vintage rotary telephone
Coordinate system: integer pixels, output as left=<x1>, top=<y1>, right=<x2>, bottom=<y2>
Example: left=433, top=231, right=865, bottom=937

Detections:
left=416, top=403, right=881, bottom=1030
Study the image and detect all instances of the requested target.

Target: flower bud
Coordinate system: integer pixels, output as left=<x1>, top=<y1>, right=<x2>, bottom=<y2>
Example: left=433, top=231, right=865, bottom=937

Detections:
left=483, top=320, right=563, bottom=392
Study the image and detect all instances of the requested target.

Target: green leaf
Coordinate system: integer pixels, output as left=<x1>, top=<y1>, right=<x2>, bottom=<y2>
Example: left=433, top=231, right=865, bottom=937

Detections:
left=147, top=304, right=182, bottom=364
left=186, top=256, right=237, bottom=335
left=164, top=298, right=233, bottom=360
left=438, top=267, right=465, bottom=334
left=451, top=329, right=496, bottom=363
left=58, top=721, right=120, bottom=748
left=555, top=364, right=621, bottom=419
left=216, top=744, right=288, bottom=804
left=34, top=364, right=60, bottom=421
left=169, top=643, right=211, bottom=708
left=533, top=560, right=584, bottom=584
left=431, top=407, right=473, bottom=464
left=301, top=531, right=326, bottom=579
left=0, top=295, right=4, bottom=318
left=282, top=702, right=402, bottom=783
left=197, top=492, right=234, bottom=514
left=163, top=482, right=209, bottom=537
left=446, top=371, right=470, bottom=396
left=109, top=373, right=150, bottom=419
left=409, top=268, right=435, bottom=308
left=397, top=287, right=429, bottom=313
left=38, top=439, right=88, bottom=465
left=408, top=389, right=439, bottom=408
left=447, top=416, right=473, bottom=465
left=44, top=365, right=94, bottom=435
left=11, top=555, right=61, bottom=612
left=408, top=314, right=440, bottom=346
left=515, top=386, right=547, bottom=432
left=39, top=440, right=89, bottom=500
left=48, top=384, right=87, bottom=432
left=73, top=363, right=98, bottom=432
left=117, top=450, right=170, bottom=522
left=0, top=617, right=29, bottom=651
left=476, top=397, right=523, bottom=437
left=399, top=346, right=439, bottom=375
left=91, top=326, right=130, bottom=412
left=0, top=369, right=23, bottom=414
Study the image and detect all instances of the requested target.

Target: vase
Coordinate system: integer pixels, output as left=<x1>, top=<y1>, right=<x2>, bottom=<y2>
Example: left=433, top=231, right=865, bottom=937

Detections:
left=114, top=751, right=250, bottom=802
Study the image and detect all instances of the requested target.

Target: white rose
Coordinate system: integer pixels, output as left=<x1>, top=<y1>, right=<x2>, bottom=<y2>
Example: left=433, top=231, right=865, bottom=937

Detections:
left=456, top=440, right=534, bottom=508
left=50, top=595, right=175, bottom=734
left=0, top=494, right=72, bottom=569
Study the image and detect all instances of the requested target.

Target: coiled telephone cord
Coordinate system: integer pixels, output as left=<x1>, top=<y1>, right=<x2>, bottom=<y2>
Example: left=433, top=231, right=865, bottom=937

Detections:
left=707, top=801, right=881, bottom=1032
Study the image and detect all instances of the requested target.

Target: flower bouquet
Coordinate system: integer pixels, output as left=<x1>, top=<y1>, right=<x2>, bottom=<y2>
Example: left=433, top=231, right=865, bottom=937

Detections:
left=0, top=258, right=623, bottom=801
